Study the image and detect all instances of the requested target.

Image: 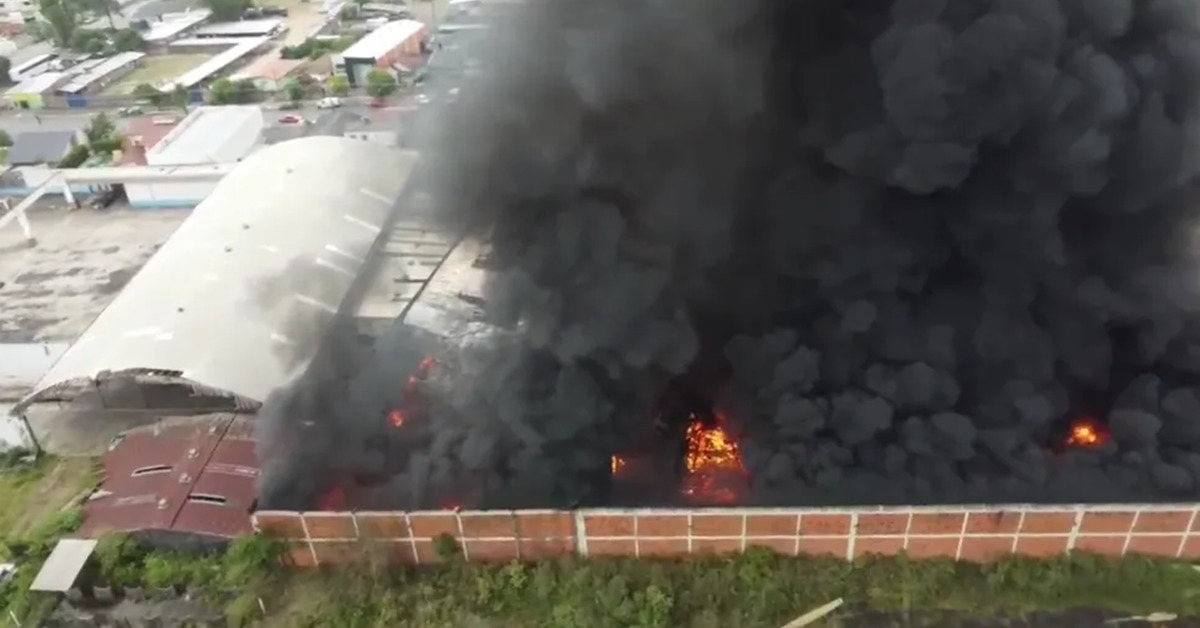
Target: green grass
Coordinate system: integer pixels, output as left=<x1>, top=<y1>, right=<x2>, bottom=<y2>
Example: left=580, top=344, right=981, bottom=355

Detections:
left=101, top=54, right=213, bottom=94
left=0, top=453, right=97, bottom=540
left=240, top=549, right=1200, bottom=628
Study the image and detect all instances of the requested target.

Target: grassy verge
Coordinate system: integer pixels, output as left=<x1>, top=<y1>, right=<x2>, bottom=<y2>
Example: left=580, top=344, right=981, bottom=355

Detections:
left=245, top=550, right=1200, bottom=627
left=0, top=452, right=99, bottom=624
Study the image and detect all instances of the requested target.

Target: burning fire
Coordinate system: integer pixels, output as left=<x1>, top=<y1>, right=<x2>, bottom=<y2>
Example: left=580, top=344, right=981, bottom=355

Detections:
left=611, top=455, right=627, bottom=475
left=388, top=409, right=406, bottom=429
left=680, top=414, right=746, bottom=504
left=1066, top=418, right=1109, bottom=449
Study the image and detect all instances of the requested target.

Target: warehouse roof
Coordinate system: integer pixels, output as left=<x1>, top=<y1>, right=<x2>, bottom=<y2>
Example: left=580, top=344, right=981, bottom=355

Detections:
left=147, top=106, right=261, bottom=165
left=80, top=414, right=259, bottom=539
left=191, top=18, right=283, bottom=37
left=59, top=52, right=146, bottom=94
left=6, top=130, right=77, bottom=166
left=143, top=10, right=212, bottom=43
left=342, top=19, right=425, bottom=60
left=12, top=137, right=418, bottom=413
left=5, top=71, right=65, bottom=96
left=167, top=36, right=270, bottom=89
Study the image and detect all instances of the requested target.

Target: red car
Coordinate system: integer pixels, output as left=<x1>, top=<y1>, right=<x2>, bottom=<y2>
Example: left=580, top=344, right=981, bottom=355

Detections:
left=368, top=99, right=387, bottom=108
left=278, top=114, right=304, bottom=124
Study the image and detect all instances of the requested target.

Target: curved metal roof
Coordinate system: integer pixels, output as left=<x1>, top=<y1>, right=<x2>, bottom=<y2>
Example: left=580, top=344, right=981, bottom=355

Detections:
left=13, top=136, right=417, bottom=413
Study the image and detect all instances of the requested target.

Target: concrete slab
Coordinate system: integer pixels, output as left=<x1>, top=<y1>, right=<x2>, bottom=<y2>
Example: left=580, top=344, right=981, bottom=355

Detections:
left=0, top=205, right=188, bottom=401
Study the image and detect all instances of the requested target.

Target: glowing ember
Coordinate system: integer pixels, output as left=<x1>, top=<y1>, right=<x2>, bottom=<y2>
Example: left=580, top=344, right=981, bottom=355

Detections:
left=1067, top=419, right=1109, bottom=448
left=319, top=485, right=347, bottom=511
left=388, top=410, right=406, bottom=429
left=680, top=414, right=746, bottom=504
left=611, top=455, right=627, bottom=475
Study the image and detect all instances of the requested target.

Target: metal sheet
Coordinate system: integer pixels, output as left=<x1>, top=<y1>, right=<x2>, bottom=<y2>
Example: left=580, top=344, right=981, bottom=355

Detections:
left=30, top=539, right=97, bottom=592
left=14, top=137, right=418, bottom=411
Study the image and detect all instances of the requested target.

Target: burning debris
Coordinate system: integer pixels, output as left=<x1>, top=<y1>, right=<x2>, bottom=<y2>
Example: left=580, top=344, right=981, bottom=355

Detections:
left=259, top=0, right=1200, bottom=511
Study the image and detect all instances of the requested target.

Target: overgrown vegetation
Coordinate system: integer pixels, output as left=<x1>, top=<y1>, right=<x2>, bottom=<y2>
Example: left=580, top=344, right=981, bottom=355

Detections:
left=239, top=549, right=1200, bottom=628
left=208, top=77, right=261, bottom=105
left=365, top=68, right=397, bottom=99
left=58, top=111, right=123, bottom=167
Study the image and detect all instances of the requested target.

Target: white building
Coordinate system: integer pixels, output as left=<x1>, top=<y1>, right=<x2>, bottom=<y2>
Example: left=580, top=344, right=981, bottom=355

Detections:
left=10, top=136, right=418, bottom=427
left=125, top=106, right=264, bottom=208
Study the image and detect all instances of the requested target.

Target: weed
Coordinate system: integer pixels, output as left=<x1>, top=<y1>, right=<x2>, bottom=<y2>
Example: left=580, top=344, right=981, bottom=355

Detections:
left=433, top=533, right=461, bottom=560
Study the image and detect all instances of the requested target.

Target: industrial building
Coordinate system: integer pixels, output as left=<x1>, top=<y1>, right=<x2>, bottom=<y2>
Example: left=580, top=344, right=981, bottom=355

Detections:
left=141, top=10, right=212, bottom=47
left=57, top=52, right=147, bottom=96
left=125, top=106, right=264, bottom=208
left=190, top=18, right=284, bottom=39
left=335, top=19, right=427, bottom=86
left=2, top=135, right=417, bottom=540
left=3, top=71, right=64, bottom=109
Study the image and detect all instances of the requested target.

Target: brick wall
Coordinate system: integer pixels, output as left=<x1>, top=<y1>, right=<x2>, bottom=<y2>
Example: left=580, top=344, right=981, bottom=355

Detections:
left=253, top=504, right=1200, bottom=567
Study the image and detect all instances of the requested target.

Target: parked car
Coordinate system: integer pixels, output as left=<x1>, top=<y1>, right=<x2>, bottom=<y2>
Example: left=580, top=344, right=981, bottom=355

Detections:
left=117, top=105, right=143, bottom=117
left=278, top=114, right=305, bottom=124
left=316, top=97, right=342, bottom=109
left=368, top=99, right=387, bottom=108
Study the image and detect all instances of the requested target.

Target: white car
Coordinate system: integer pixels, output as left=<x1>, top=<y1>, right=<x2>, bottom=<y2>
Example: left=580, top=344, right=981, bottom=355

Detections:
left=316, top=97, right=342, bottom=110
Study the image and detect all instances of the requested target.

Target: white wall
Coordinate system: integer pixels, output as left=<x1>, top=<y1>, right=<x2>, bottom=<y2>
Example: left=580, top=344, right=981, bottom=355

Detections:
left=125, top=181, right=218, bottom=209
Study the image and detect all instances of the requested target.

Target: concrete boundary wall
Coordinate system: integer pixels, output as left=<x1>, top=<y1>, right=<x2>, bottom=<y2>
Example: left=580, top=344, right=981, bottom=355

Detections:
left=253, top=504, right=1200, bottom=568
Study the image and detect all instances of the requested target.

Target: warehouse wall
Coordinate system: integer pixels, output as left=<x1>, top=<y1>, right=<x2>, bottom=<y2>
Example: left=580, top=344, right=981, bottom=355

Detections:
left=254, top=504, right=1200, bottom=567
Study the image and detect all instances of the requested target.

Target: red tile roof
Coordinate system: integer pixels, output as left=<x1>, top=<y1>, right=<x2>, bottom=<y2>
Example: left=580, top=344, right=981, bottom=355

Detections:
left=80, top=414, right=259, bottom=540
left=120, top=116, right=182, bottom=166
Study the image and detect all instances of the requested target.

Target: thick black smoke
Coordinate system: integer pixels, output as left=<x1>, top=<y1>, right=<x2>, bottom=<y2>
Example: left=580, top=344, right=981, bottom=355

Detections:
left=259, top=0, right=1200, bottom=510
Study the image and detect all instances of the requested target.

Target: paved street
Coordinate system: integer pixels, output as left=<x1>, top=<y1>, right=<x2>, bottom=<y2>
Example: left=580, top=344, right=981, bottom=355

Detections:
left=0, top=110, right=95, bottom=133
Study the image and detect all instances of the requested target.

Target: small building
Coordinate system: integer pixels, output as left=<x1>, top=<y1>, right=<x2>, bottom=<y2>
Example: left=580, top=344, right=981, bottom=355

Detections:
left=57, top=52, right=147, bottom=96
left=3, top=129, right=83, bottom=192
left=191, top=18, right=284, bottom=39
left=124, top=106, right=264, bottom=208
left=141, top=10, right=212, bottom=48
left=10, top=52, right=56, bottom=82
left=4, top=71, right=65, bottom=109
left=335, top=19, right=427, bottom=87
left=118, top=115, right=182, bottom=166
left=80, top=414, right=259, bottom=542
left=229, top=52, right=304, bottom=91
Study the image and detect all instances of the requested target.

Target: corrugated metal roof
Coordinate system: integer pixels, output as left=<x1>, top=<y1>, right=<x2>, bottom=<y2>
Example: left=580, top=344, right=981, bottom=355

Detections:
left=192, top=18, right=283, bottom=37
left=342, top=19, right=425, bottom=60
left=13, top=137, right=418, bottom=412
left=167, top=36, right=270, bottom=89
left=80, top=414, right=258, bottom=539
left=30, top=539, right=97, bottom=592
left=144, top=10, right=212, bottom=42
left=59, top=52, right=147, bottom=94
left=5, top=71, right=65, bottom=96
left=147, top=105, right=261, bottom=165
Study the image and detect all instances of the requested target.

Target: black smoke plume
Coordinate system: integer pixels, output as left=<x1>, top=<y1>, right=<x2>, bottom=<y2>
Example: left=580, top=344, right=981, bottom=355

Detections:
left=258, top=0, right=1200, bottom=510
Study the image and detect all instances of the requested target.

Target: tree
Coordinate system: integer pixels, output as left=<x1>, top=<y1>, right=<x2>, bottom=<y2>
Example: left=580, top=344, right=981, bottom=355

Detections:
left=113, top=28, right=143, bottom=52
left=283, top=78, right=303, bottom=102
left=0, top=56, right=10, bottom=86
left=85, top=112, right=115, bottom=144
left=327, top=75, right=349, bottom=97
left=364, top=69, right=397, bottom=100
left=132, top=83, right=164, bottom=105
left=171, top=84, right=190, bottom=113
left=78, top=0, right=119, bottom=29
left=208, top=77, right=238, bottom=105
left=201, top=0, right=251, bottom=21
left=0, top=130, right=12, bottom=148
left=39, top=0, right=78, bottom=46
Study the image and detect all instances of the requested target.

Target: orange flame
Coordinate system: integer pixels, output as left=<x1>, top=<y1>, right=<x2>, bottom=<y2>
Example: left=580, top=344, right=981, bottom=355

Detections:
left=1066, top=419, right=1108, bottom=448
left=388, top=410, right=406, bottom=429
left=611, top=455, right=627, bottom=475
left=680, top=414, right=746, bottom=504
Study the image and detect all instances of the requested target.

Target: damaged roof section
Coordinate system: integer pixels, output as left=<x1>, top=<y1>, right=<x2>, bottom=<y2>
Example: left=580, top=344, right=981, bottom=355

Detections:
left=81, top=413, right=258, bottom=540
